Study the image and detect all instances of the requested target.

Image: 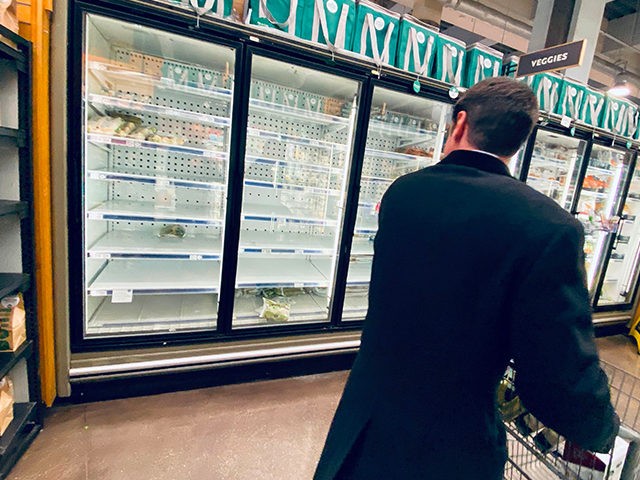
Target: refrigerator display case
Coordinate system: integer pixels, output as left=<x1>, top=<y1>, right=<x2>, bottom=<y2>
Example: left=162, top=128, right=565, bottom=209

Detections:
left=82, top=14, right=236, bottom=337
left=597, top=161, right=640, bottom=308
left=576, top=143, right=631, bottom=291
left=232, top=55, right=360, bottom=328
left=341, top=87, right=450, bottom=321
left=524, top=129, right=586, bottom=211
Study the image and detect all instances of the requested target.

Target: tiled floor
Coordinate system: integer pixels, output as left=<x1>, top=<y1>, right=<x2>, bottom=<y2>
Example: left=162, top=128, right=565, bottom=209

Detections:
left=8, top=334, right=640, bottom=480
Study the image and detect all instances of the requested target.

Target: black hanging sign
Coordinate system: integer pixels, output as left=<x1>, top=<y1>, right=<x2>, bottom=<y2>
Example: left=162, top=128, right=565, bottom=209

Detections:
left=516, top=39, right=586, bottom=77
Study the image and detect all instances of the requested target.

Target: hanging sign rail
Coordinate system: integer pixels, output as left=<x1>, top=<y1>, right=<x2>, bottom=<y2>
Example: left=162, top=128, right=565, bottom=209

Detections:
left=516, top=39, right=586, bottom=77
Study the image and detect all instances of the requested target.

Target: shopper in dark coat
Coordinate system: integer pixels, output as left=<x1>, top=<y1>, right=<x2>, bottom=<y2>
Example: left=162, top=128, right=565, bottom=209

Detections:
left=314, top=77, right=619, bottom=480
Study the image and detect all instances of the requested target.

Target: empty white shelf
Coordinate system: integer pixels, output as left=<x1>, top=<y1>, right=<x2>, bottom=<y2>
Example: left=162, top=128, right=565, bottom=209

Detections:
left=87, top=200, right=223, bottom=225
left=88, top=259, right=221, bottom=295
left=236, top=257, right=329, bottom=288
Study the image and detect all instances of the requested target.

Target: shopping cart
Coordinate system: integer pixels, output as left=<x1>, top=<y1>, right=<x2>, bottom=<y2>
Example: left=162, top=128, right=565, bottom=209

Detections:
left=501, top=360, right=640, bottom=480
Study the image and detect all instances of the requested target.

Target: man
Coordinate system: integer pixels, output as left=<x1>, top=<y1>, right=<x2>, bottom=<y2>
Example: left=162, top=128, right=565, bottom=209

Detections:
left=314, top=77, right=619, bottom=479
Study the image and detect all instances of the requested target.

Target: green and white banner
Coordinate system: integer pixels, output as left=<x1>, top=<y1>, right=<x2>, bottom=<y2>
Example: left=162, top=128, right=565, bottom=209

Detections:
left=300, top=0, right=356, bottom=50
left=603, top=96, right=639, bottom=138
left=433, top=34, right=466, bottom=86
left=529, top=72, right=562, bottom=113
left=249, top=0, right=308, bottom=36
left=352, top=0, right=400, bottom=66
left=395, top=15, right=438, bottom=77
left=463, top=43, right=502, bottom=88
left=579, top=87, right=605, bottom=128
left=556, top=78, right=586, bottom=120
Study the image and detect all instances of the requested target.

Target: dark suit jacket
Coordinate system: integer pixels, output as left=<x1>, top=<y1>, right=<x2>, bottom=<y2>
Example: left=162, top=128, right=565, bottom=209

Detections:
left=314, top=150, right=619, bottom=480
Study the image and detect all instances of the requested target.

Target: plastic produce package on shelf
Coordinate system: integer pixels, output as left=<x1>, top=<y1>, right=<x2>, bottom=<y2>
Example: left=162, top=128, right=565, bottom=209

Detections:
left=395, top=15, right=438, bottom=78
left=463, top=42, right=502, bottom=88
left=603, top=95, right=639, bottom=139
left=433, top=32, right=466, bottom=86
left=233, top=54, right=358, bottom=328
left=351, top=0, right=400, bottom=67
left=0, top=294, right=26, bottom=352
left=556, top=77, right=587, bottom=121
left=249, top=0, right=308, bottom=37
left=580, top=86, right=606, bottom=128
left=300, top=0, right=356, bottom=51
left=82, top=14, right=236, bottom=337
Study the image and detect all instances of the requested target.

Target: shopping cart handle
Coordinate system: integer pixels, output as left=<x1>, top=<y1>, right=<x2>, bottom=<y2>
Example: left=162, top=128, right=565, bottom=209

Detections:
left=618, top=424, right=640, bottom=443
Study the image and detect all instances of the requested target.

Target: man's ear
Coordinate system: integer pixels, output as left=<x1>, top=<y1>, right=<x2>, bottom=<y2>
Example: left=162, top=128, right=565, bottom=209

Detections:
left=450, top=110, right=468, bottom=142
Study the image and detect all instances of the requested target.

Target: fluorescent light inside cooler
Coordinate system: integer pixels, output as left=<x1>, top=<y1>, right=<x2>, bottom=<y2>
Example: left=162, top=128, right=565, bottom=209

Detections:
left=605, top=163, right=624, bottom=217
left=588, top=234, right=607, bottom=289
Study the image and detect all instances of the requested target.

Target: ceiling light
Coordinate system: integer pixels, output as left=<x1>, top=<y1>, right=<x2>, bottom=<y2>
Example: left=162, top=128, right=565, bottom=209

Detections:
left=609, top=64, right=632, bottom=97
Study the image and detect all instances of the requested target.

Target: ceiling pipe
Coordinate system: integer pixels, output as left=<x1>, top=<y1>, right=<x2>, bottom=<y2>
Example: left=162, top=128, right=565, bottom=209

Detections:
left=435, top=0, right=533, bottom=40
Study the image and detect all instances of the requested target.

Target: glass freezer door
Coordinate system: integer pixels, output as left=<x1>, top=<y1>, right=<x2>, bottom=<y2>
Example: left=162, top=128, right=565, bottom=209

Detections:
left=232, top=55, right=359, bottom=328
left=578, top=144, right=632, bottom=295
left=82, top=15, right=235, bottom=337
left=597, top=163, right=640, bottom=307
left=342, top=87, right=451, bottom=321
left=525, top=130, right=586, bottom=210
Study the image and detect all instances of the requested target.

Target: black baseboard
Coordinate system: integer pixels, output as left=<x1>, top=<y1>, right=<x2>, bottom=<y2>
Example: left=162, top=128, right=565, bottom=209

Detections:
left=64, top=351, right=356, bottom=404
left=595, top=323, right=628, bottom=338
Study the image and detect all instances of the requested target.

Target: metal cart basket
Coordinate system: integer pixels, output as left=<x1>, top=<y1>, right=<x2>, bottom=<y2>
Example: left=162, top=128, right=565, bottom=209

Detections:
left=502, top=360, right=640, bottom=480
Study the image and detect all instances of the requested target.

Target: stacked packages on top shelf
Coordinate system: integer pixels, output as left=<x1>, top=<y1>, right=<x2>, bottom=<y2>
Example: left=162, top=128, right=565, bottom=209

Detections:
left=157, top=0, right=508, bottom=88
left=154, top=0, right=640, bottom=140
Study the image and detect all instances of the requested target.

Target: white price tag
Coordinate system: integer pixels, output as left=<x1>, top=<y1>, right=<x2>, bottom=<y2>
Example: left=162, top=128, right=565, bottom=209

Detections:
left=90, top=290, right=107, bottom=297
left=87, top=212, right=104, bottom=220
left=294, top=283, right=304, bottom=288
left=560, top=115, right=572, bottom=128
left=190, top=254, right=203, bottom=260
left=112, top=290, right=133, bottom=304
left=90, top=252, right=111, bottom=259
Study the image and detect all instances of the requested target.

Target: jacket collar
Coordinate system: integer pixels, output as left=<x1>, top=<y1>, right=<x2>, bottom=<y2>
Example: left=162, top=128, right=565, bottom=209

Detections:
left=439, top=150, right=512, bottom=177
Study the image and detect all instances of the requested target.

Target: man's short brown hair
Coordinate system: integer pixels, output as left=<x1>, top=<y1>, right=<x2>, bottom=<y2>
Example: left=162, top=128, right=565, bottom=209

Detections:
left=452, top=77, right=539, bottom=157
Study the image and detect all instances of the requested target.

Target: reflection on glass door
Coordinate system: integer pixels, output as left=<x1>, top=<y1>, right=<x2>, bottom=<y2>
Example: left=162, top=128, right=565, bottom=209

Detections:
left=577, top=144, right=632, bottom=292
left=597, top=162, right=640, bottom=307
left=83, top=14, right=235, bottom=337
left=525, top=130, right=586, bottom=210
left=232, top=56, right=359, bottom=328
left=342, top=88, right=451, bottom=321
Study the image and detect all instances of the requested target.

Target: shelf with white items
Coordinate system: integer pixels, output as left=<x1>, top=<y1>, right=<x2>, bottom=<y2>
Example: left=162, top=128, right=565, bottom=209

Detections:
left=368, top=120, right=437, bottom=139
left=86, top=200, right=223, bottom=225
left=86, top=133, right=229, bottom=160
left=239, top=230, right=336, bottom=255
left=87, top=259, right=221, bottom=296
left=88, top=61, right=233, bottom=102
left=579, top=190, right=609, bottom=199
left=351, top=237, right=374, bottom=256
left=87, top=169, right=226, bottom=191
left=244, top=179, right=341, bottom=197
left=244, top=154, right=342, bottom=175
left=87, top=94, right=231, bottom=127
left=235, top=257, right=329, bottom=288
left=250, top=98, right=349, bottom=126
left=242, top=202, right=338, bottom=227
left=88, top=293, right=218, bottom=333
left=586, top=165, right=619, bottom=176
left=247, top=128, right=348, bottom=150
left=365, top=148, right=433, bottom=163
left=526, top=176, right=562, bottom=187
left=530, top=154, right=574, bottom=168
left=311, top=258, right=371, bottom=286
left=87, top=230, right=223, bottom=260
